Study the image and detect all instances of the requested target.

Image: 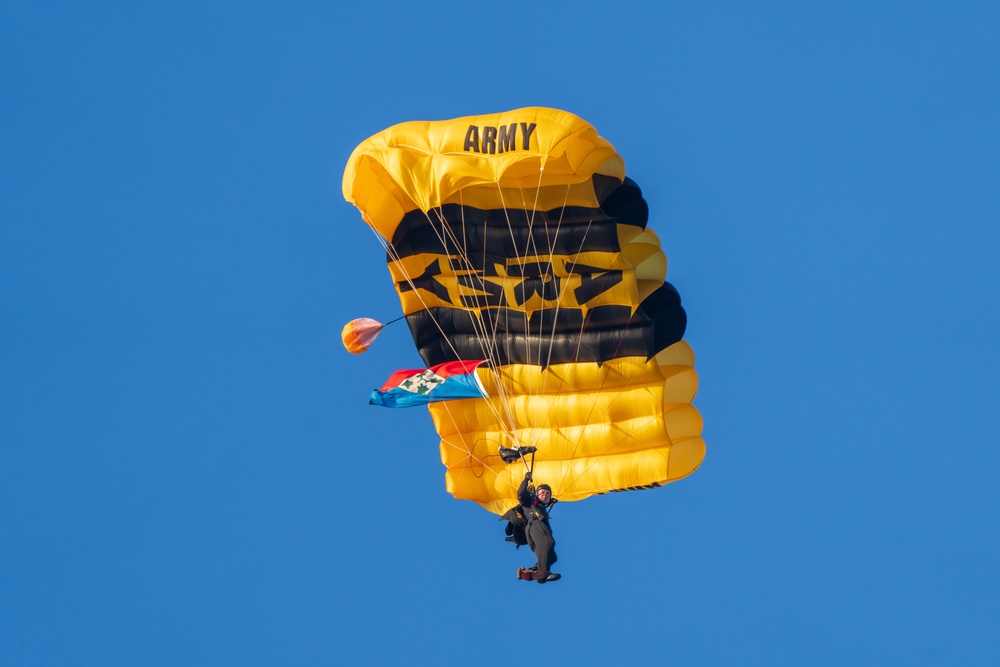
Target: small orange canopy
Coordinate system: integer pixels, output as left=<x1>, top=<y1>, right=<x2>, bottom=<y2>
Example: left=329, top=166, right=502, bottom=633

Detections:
left=341, top=318, right=384, bottom=354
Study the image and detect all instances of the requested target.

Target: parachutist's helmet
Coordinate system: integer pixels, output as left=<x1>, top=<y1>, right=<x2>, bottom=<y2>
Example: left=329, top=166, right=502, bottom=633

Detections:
left=536, top=484, right=553, bottom=502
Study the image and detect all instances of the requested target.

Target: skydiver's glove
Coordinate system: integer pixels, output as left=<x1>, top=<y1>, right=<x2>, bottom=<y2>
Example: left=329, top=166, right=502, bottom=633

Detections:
left=524, top=471, right=532, bottom=482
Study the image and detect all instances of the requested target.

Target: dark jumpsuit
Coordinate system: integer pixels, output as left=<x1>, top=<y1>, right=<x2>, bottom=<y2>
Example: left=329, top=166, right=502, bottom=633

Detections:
left=517, top=477, right=558, bottom=578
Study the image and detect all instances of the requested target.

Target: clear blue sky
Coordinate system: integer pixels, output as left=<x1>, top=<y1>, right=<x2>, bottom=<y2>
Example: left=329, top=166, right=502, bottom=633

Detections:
left=2, top=2, right=998, bottom=665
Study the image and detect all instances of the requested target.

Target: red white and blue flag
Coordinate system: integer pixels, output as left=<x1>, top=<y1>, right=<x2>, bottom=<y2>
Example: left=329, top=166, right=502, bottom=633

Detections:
left=369, top=360, right=488, bottom=408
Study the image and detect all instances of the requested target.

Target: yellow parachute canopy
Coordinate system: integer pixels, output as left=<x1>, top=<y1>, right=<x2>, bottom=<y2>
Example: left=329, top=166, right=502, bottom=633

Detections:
left=344, top=107, right=704, bottom=514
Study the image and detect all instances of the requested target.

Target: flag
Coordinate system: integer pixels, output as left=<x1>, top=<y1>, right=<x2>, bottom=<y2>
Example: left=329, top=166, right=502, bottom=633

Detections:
left=369, top=360, right=487, bottom=408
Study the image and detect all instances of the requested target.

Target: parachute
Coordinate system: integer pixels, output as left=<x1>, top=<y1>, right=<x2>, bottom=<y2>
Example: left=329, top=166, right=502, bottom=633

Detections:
left=341, top=317, right=384, bottom=354
left=343, top=107, right=704, bottom=514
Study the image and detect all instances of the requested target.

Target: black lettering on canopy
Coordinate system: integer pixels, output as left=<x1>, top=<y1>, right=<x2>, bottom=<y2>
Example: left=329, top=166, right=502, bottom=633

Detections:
left=456, top=273, right=507, bottom=308
left=448, top=256, right=502, bottom=277
left=497, top=124, right=517, bottom=153
left=463, top=125, right=480, bottom=153
left=404, top=285, right=686, bottom=367
left=462, top=123, right=534, bottom=153
left=507, top=260, right=561, bottom=306
left=482, top=126, right=497, bottom=155
left=570, top=263, right=624, bottom=304
left=520, top=122, right=536, bottom=149
left=397, top=258, right=451, bottom=302
left=505, top=261, right=555, bottom=278
left=514, top=276, right=561, bottom=306
left=387, top=177, right=680, bottom=368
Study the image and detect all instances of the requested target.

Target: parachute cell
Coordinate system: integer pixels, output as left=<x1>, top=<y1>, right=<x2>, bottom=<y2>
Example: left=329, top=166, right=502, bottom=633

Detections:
left=344, top=108, right=704, bottom=514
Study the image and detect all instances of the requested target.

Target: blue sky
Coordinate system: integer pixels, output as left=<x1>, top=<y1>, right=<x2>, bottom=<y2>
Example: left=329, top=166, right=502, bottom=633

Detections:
left=2, top=2, right=998, bottom=665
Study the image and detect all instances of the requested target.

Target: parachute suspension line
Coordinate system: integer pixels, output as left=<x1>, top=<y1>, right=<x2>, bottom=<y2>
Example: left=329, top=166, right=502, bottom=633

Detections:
left=419, top=205, right=521, bottom=448
left=516, top=172, right=545, bottom=368
left=535, top=182, right=576, bottom=411
left=499, top=176, right=551, bottom=370
left=520, top=174, right=572, bottom=424
left=524, top=171, right=549, bottom=376
left=494, top=178, right=660, bottom=495
left=434, top=206, right=508, bottom=373
left=436, top=191, right=507, bottom=377
left=502, top=167, right=552, bottom=452
left=571, top=308, right=594, bottom=364
left=502, top=177, right=542, bottom=444
left=454, top=199, right=506, bottom=367
left=525, top=167, right=548, bottom=372
left=595, top=313, right=647, bottom=404
left=557, top=362, right=671, bottom=496
left=439, top=432, right=513, bottom=489
left=370, top=227, right=475, bottom=371
left=366, top=224, right=515, bottom=440
left=452, top=195, right=503, bottom=367
left=521, top=178, right=666, bottom=491
left=556, top=285, right=674, bottom=495
left=559, top=412, right=667, bottom=495
left=556, top=217, right=665, bottom=482
left=542, top=207, right=657, bottom=493
left=424, top=205, right=520, bottom=432
left=490, top=169, right=550, bottom=455
left=490, top=211, right=514, bottom=386
left=370, top=225, right=471, bottom=366
left=463, top=194, right=520, bottom=433
left=420, top=204, right=498, bottom=365
left=543, top=303, right=595, bottom=493
left=456, top=192, right=524, bottom=450
left=438, top=401, right=519, bottom=494
left=381, top=249, right=518, bottom=459
left=555, top=309, right=642, bottom=493
left=494, top=182, right=536, bottom=371
left=422, top=208, right=499, bottom=366
left=535, top=206, right=598, bottom=436
left=463, top=182, right=530, bottom=456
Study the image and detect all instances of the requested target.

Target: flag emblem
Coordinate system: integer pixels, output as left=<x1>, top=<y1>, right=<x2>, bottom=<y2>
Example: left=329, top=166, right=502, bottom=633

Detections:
left=398, top=370, right=445, bottom=394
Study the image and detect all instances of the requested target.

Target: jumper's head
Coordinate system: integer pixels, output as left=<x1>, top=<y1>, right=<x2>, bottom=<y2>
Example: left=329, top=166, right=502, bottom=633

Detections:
left=535, top=484, right=552, bottom=504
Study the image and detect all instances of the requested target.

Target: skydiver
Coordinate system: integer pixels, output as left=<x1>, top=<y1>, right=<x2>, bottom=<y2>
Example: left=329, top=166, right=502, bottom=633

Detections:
left=502, top=471, right=560, bottom=583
